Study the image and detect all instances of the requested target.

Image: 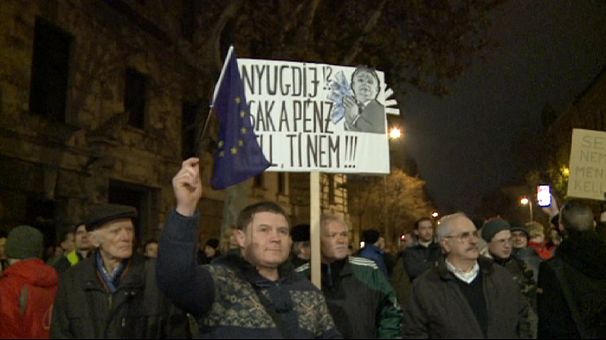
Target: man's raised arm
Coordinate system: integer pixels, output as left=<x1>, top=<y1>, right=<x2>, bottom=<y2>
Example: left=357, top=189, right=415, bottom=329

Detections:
left=156, top=158, right=214, bottom=318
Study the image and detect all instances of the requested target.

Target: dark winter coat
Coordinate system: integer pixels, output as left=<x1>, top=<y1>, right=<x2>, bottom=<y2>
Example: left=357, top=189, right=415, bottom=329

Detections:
left=156, top=210, right=340, bottom=339
left=402, top=256, right=531, bottom=339
left=537, top=230, right=606, bottom=338
left=402, top=242, right=441, bottom=281
left=512, top=246, right=542, bottom=283
left=50, top=252, right=189, bottom=339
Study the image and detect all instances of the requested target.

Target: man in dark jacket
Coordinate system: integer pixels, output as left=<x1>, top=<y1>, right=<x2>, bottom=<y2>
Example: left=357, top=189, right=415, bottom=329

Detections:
left=358, top=229, right=388, bottom=276
left=481, top=218, right=537, bottom=337
left=538, top=200, right=606, bottom=338
left=403, top=213, right=530, bottom=338
left=156, top=158, right=340, bottom=339
left=510, top=223, right=542, bottom=283
left=297, top=213, right=402, bottom=338
left=51, top=204, right=189, bottom=339
left=402, top=217, right=441, bottom=281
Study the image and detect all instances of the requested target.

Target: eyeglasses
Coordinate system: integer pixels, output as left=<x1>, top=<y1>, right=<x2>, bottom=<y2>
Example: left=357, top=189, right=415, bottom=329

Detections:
left=444, top=230, right=479, bottom=243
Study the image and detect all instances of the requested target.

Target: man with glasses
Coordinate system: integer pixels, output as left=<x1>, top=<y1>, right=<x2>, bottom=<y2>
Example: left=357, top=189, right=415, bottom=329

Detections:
left=402, top=213, right=531, bottom=338
left=482, top=219, right=537, bottom=285
left=481, top=218, right=537, bottom=338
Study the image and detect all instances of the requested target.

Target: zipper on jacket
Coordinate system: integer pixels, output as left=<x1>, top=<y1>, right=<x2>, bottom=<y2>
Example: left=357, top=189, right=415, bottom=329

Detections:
left=108, top=293, right=113, bottom=309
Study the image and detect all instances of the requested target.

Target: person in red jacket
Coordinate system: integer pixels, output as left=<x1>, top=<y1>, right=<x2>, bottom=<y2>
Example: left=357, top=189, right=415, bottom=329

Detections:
left=0, top=225, right=59, bottom=339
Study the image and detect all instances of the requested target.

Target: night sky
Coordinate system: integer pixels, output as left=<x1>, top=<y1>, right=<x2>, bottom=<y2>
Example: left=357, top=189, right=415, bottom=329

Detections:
left=401, top=0, right=606, bottom=214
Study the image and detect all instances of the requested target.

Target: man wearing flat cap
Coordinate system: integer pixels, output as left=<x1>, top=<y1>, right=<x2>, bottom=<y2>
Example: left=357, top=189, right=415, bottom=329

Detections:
left=51, top=204, right=189, bottom=338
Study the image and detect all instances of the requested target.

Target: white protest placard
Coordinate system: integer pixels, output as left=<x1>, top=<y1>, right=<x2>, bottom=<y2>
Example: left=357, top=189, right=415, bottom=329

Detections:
left=238, top=59, right=390, bottom=174
left=567, top=128, right=606, bottom=200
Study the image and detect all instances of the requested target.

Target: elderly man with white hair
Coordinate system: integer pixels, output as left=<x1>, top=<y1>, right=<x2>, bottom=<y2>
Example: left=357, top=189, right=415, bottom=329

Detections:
left=402, top=212, right=531, bottom=339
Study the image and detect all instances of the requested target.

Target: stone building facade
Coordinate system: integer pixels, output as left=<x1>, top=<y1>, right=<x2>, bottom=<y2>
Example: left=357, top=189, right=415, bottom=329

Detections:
left=0, top=0, right=348, bottom=249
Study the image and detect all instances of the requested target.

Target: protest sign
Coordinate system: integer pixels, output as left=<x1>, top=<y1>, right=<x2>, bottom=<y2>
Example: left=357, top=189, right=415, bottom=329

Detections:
left=239, top=59, right=390, bottom=174
left=567, top=128, right=606, bottom=200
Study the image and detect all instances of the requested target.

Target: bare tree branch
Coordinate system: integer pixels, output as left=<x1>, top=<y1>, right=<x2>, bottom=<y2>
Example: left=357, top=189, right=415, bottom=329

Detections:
left=342, top=0, right=388, bottom=65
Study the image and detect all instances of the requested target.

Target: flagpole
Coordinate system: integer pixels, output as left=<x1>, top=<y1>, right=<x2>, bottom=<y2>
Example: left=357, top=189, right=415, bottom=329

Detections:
left=211, top=45, right=235, bottom=108
left=197, top=106, right=214, bottom=152
left=197, top=45, right=235, bottom=154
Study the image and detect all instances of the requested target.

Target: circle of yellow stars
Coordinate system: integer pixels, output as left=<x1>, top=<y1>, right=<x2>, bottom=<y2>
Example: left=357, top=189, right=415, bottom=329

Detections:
left=217, top=96, right=250, bottom=158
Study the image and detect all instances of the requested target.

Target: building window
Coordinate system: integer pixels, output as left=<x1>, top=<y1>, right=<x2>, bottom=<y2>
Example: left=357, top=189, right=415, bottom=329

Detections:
left=328, top=174, right=336, bottom=205
left=25, top=197, right=56, bottom=249
left=108, top=180, right=157, bottom=242
left=124, top=68, right=147, bottom=129
left=29, top=18, right=72, bottom=122
left=181, top=101, right=199, bottom=159
left=277, top=173, right=287, bottom=195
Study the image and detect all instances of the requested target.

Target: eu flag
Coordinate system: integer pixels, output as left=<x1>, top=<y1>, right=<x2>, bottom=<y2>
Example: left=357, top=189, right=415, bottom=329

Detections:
left=210, top=47, right=270, bottom=190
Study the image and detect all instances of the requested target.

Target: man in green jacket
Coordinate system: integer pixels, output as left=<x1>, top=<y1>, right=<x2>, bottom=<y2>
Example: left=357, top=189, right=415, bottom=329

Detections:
left=296, top=213, right=402, bottom=338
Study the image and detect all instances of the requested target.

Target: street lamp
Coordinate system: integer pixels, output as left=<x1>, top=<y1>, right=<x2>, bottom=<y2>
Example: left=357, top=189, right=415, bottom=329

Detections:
left=431, top=211, right=439, bottom=219
left=520, top=197, right=533, bottom=222
left=382, top=126, right=403, bottom=246
left=389, top=127, right=402, bottom=140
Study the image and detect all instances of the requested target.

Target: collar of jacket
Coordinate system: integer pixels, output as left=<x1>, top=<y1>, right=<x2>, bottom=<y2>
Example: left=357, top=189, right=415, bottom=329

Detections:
left=321, top=257, right=351, bottom=276
left=213, top=252, right=295, bottom=287
left=319, top=257, right=351, bottom=289
left=412, top=241, right=439, bottom=250
left=437, top=256, right=494, bottom=281
left=81, top=251, right=145, bottom=293
left=512, top=246, right=539, bottom=258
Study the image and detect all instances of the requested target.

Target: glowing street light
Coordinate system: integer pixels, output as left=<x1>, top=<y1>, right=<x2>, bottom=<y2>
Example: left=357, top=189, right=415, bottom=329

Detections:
left=520, top=196, right=533, bottom=222
left=431, top=211, right=439, bottom=218
left=389, top=127, right=402, bottom=140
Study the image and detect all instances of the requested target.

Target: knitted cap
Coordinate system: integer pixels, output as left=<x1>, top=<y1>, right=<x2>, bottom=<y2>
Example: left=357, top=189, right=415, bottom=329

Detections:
left=481, top=218, right=511, bottom=242
left=509, top=222, right=529, bottom=237
left=6, top=225, right=44, bottom=259
left=85, top=204, right=137, bottom=231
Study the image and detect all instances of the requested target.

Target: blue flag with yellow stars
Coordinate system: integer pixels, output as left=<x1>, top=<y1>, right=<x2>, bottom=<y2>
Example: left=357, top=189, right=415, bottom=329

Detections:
left=211, top=48, right=270, bottom=190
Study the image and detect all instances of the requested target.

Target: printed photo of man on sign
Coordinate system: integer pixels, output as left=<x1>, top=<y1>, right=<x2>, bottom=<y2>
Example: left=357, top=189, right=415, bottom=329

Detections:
left=342, top=66, right=386, bottom=134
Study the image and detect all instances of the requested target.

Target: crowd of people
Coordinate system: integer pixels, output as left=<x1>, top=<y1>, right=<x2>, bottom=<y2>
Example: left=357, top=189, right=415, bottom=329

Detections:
left=0, top=157, right=605, bottom=338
